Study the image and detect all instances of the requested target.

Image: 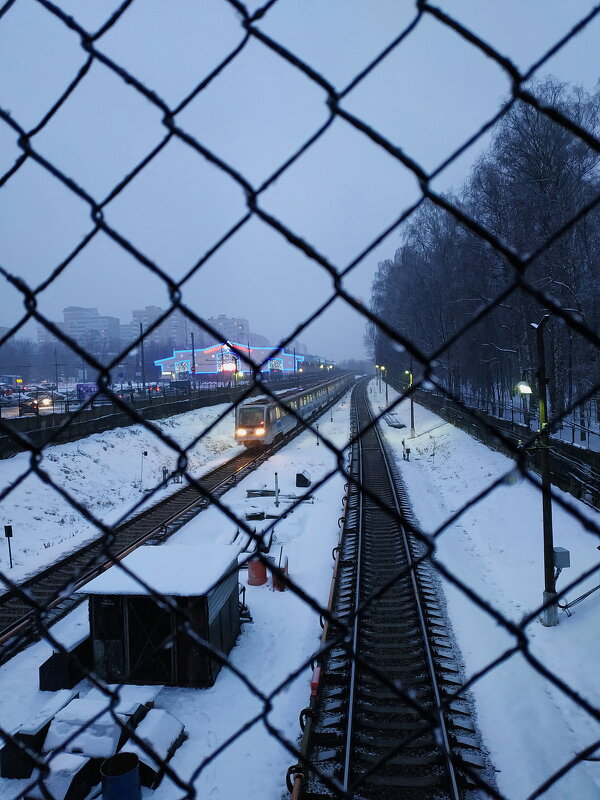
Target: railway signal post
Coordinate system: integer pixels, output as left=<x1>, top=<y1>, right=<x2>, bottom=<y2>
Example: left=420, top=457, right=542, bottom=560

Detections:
left=4, top=526, right=13, bottom=569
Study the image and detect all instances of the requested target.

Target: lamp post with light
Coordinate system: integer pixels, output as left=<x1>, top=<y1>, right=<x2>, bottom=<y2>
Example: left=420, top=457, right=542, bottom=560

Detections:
left=380, top=365, right=388, bottom=404
left=404, top=365, right=415, bottom=439
left=516, top=314, right=558, bottom=626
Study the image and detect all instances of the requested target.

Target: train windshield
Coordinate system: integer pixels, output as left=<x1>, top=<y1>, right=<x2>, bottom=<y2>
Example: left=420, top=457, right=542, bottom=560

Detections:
left=239, top=407, right=264, bottom=426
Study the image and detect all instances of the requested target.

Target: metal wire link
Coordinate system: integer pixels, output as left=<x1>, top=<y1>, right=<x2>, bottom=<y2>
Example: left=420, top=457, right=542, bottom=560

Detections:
left=1, top=1, right=599, bottom=798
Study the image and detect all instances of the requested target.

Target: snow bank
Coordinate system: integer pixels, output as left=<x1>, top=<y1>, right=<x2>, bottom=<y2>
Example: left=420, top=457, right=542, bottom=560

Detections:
left=0, top=403, right=241, bottom=586
left=370, top=381, right=600, bottom=799
left=0, top=393, right=353, bottom=800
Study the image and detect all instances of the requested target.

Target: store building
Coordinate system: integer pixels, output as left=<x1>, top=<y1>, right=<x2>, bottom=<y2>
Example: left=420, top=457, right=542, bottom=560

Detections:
left=154, top=342, right=306, bottom=381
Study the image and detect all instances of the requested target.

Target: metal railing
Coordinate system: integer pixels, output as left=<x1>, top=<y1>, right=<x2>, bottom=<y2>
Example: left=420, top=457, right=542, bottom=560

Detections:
left=0, top=2, right=599, bottom=799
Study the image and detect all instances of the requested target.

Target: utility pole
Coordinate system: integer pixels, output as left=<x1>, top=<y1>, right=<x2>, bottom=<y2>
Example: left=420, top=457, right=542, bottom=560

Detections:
left=190, top=331, right=196, bottom=390
left=139, top=322, right=146, bottom=392
left=533, top=315, right=558, bottom=626
left=54, top=346, right=59, bottom=414
left=409, top=357, right=415, bottom=439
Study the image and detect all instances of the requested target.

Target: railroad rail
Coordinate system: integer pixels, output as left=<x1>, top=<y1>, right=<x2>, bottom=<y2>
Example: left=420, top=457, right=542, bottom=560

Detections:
left=289, top=380, right=487, bottom=799
left=0, top=380, right=350, bottom=663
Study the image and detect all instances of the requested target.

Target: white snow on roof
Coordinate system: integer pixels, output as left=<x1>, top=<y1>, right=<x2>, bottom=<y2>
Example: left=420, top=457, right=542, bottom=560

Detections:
left=77, top=545, right=238, bottom=596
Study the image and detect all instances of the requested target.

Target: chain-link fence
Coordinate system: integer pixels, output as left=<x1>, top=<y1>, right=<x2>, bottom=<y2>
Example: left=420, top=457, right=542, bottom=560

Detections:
left=1, top=1, right=599, bottom=798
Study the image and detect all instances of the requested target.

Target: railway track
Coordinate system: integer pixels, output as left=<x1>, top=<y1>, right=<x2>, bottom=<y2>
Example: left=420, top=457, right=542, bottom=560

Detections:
left=291, top=380, right=487, bottom=799
left=0, top=382, right=349, bottom=663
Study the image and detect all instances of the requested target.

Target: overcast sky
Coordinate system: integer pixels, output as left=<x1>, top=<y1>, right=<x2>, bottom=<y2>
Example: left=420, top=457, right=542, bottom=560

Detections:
left=1, top=0, right=598, bottom=361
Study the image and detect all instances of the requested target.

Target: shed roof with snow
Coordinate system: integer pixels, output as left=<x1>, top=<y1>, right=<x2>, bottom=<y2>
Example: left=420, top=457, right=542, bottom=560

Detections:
left=78, top=545, right=237, bottom=597
left=80, top=545, right=240, bottom=688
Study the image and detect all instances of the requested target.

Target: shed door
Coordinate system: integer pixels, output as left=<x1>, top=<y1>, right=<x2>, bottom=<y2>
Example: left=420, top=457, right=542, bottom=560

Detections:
left=91, top=596, right=125, bottom=682
left=126, top=597, right=174, bottom=683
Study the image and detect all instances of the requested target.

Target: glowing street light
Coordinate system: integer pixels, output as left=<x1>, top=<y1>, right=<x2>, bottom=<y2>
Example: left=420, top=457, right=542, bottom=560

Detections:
left=404, top=367, right=415, bottom=439
left=517, top=314, right=558, bottom=626
left=516, top=381, right=533, bottom=395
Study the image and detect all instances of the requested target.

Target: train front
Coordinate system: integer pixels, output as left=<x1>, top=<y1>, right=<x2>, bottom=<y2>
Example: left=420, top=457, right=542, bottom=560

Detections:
left=235, top=402, right=269, bottom=447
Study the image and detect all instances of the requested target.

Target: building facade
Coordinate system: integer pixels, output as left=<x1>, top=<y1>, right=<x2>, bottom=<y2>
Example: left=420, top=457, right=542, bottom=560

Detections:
left=155, top=342, right=306, bottom=380
left=38, top=307, right=120, bottom=351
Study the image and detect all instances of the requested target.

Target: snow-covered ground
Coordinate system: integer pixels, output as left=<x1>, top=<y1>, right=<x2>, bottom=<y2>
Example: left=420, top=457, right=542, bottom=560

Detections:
left=1, top=382, right=598, bottom=800
left=371, top=382, right=600, bottom=799
left=0, top=403, right=242, bottom=586
left=0, top=393, right=353, bottom=800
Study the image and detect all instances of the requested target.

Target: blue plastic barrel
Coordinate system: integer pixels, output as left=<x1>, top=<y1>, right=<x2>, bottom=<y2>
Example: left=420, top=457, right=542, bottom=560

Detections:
left=101, top=752, right=141, bottom=800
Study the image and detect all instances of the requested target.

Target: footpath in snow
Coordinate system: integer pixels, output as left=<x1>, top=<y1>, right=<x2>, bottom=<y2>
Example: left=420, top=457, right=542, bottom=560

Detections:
left=370, top=381, right=600, bottom=800
left=0, top=393, right=352, bottom=800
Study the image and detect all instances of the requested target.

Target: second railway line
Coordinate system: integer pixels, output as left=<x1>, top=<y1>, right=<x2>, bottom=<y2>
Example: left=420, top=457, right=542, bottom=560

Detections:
left=290, top=380, right=489, bottom=799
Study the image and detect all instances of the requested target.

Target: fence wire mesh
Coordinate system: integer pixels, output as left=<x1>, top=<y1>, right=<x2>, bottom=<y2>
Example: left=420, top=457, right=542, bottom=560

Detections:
left=0, top=1, right=599, bottom=799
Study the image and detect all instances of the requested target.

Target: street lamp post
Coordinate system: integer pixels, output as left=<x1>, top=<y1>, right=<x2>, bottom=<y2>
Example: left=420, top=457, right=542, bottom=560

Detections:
left=517, top=315, right=558, bottom=626
left=382, top=366, right=388, bottom=404
left=533, top=315, right=558, bottom=626
left=139, top=322, right=146, bottom=392
left=190, top=331, right=196, bottom=391
left=405, top=364, right=415, bottom=439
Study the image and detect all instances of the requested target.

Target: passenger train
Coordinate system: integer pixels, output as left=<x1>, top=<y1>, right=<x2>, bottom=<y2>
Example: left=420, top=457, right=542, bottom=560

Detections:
left=234, top=374, right=352, bottom=447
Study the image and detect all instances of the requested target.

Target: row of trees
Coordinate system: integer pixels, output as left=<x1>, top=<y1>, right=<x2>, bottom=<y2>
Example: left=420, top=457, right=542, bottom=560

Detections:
left=368, top=79, right=600, bottom=426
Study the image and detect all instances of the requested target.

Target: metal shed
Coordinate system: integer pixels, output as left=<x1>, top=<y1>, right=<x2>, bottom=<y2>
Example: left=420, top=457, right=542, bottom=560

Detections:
left=79, top=546, right=239, bottom=688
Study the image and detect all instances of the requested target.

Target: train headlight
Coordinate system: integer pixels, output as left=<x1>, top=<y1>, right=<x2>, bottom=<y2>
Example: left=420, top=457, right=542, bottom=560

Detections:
left=236, top=427, right=247, bottom=437
left=41, top=398, right=52, bottom=406
left=254, top=427, right=266, bottom=436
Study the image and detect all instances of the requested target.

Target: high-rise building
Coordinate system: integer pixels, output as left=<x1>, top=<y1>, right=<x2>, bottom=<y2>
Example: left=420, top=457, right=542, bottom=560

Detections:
left=124, top=306, right=207, bottom=351
left=249, top=332, right=270, bottom=347
left=37, top=325, right=61, bottom=346
left=41, top=307, right=121, bottom=351
left=206, top=315, right=250, bottom=346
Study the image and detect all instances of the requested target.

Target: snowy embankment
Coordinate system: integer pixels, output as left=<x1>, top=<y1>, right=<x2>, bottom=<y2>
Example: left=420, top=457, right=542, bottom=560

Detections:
left=370, top=382, right=600, bottom=800
left=1, top=384, right=598, bottom=800
left=0, top=404, right=242, bottom=586
left=0, top=394, right=352, bottom=800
